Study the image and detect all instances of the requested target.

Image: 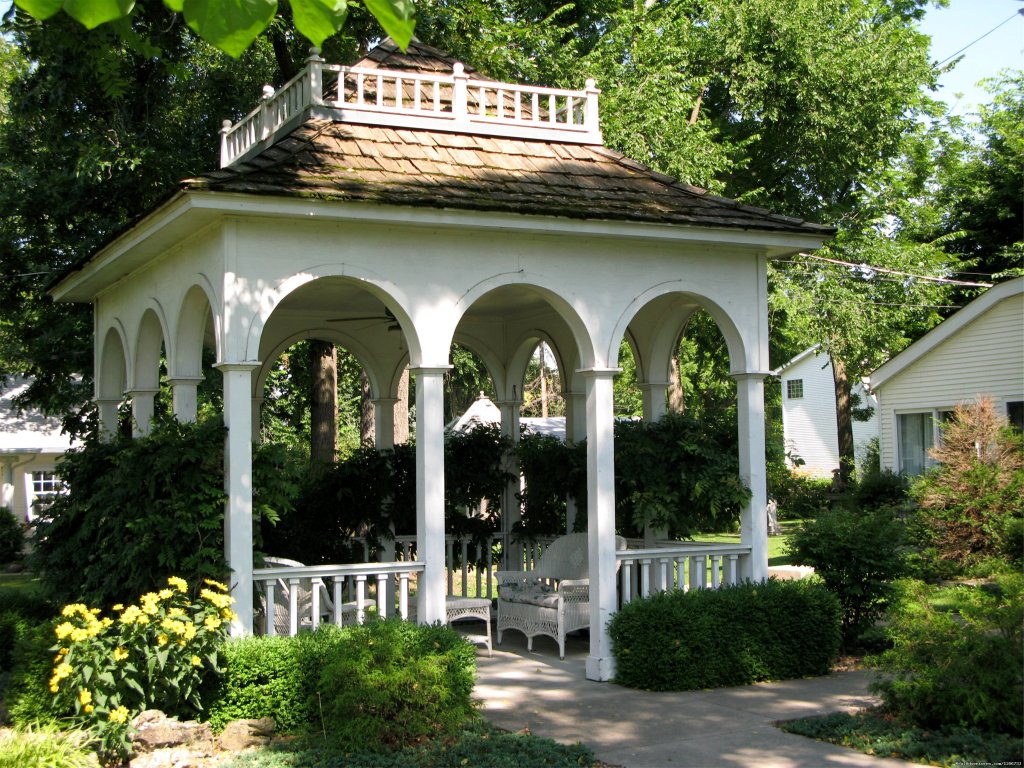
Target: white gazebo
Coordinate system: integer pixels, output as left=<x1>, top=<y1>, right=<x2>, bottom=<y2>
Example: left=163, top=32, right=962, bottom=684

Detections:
left=49, top=40, right=832, bottom=681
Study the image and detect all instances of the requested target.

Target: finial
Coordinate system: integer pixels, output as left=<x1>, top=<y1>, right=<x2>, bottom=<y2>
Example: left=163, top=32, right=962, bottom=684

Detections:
left=220, top=119, right=232, bottom=133
left=262, top=85, right=275, bottom=100
left=453, top=62, right=465, bottom=76
left=306, top=46, right=323, bottom=62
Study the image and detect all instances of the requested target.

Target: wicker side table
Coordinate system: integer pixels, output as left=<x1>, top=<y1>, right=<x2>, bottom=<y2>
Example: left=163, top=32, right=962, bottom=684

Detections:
left=445, top=596, right=492, bottom=656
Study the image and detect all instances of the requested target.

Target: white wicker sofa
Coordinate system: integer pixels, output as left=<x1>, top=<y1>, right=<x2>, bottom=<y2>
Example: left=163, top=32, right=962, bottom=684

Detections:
left=496, top=532, right=624, bottom=658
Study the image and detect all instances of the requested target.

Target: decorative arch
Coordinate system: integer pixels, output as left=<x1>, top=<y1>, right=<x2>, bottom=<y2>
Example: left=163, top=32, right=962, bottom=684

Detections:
left=98, top=324, right=129, bottom=401
left=255, top=328, right=385, bottom=401
left=133, top=306, right=170, bottom=392
left=173, top=281, right=220, bottom=379
left=450, top=331, right=505, bottom=401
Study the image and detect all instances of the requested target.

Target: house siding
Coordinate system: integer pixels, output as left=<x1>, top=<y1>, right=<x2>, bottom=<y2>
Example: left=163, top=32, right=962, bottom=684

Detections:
left=875, top=293, right=1024, bottom=473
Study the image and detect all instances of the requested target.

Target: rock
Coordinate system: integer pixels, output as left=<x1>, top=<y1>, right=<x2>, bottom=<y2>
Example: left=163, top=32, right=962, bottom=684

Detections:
left=216, top=718, right=276, bottom=751
left=130, top=747, right=212, bottom=768
left=131, top=711, right=214, bottom=754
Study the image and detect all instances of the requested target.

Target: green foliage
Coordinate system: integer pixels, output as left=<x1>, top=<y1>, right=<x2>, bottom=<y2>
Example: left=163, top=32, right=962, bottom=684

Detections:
left=779, top=710, right=1024, bottom=767
left=4, top=619, right=58, bottom=725
left=853, top=468, right=910, bottom=511
left=208, top=620, right=477, bottom=748
left=207, top=627, right=345, bottom=734
left=788, top=508, right=905, bottom=645
left=318, top=619, right=476, bottom=749
left=610, top=579, right=840, bottom=691
left=14, top=0, right=415, bottom=57
left=29, top=418, right=233, bottom=607
left=516, top=434, right=585, bottom=537
left=767, top=469, right=835, bottom=521
left=49, top=577, right=235, bottom=760
left=615, top=412, right=750, bottom=538
left=870, top=575, right=1024, bottom=737
left=910, top=398, right=1024, bottom=569
left=220, top=719, right=594, bottom=768
left=0, top=507, right=24, bottom=564
left=0, top=723, right=99, bottom=768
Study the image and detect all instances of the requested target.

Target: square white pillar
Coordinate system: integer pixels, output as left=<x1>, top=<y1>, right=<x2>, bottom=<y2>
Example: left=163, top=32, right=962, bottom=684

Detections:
left=413, top=367, right=449, bottom=626
left=581, top=368, right=619, bottom=682
left=733, top=372, right=769, bottom=583
left=168, top=377, right=203, bottom=423
left=216, top=362, right=260, bottom=636
left=128, top=389, right=158, bottom=437
left=95, top=398, right=122, bottom=441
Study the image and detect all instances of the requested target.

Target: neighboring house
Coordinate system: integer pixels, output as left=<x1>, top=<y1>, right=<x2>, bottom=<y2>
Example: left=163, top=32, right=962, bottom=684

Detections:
left=773, top=345, right=879, bottom=479
left=0, top=377, right=74, bottom=522
left=869, top=277, right=1024, bottom=477
left=449, top=393, right=566, bottom=441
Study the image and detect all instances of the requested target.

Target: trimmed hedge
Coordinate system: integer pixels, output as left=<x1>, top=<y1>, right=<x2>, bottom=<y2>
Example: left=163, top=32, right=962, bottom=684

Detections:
left=609, top=579, right=841, bottom=691
left=207, top=620, right=477, bottom=749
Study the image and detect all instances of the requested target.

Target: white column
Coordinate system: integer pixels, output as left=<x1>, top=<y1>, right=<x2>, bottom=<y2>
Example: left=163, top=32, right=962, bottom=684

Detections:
left=496, top=399, right=522, bottom=539
left=733, top=372, right=769, bottom=583
left=564, top=389, right=585, bottom=533
left=128, top=389, right=158, bottom=437
left=373, top=397, right=398, bottom=616
left=95, top=398, right=121, bottom=441
left=168, top=377, right=203, bottom=423
left=413, top=367, right=449, bottom=625
left=217, top=362, right=260, bottom=636
left=582, top=368, right=618, bottom=682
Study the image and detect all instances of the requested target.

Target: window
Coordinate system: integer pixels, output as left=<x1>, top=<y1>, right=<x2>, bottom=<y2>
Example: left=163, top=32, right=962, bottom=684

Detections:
left=786, top=379, right=804, bottom=399
left=1008, top=401, right=1023, bottom=433
left=29, top=471, right=64, bottom=519
left=897, top=410, right=953, bottom=477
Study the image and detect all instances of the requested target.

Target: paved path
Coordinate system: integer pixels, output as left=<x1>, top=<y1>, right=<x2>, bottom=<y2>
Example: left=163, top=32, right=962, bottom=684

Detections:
left=471, top=630, right=911, bottom=768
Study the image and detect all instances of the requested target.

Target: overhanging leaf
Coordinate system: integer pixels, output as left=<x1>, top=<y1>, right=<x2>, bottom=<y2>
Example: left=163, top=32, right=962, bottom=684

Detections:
left=182, top=0, right=277, bottom=58
left=291, top=0, right=347, bottom=49
left=163, top=0, right=183, bottom=11
left=63, top=0, right=135, bottom=29
left=13, top=0, right=63, bottom=20
left=364, top=0, right=415, bottom=50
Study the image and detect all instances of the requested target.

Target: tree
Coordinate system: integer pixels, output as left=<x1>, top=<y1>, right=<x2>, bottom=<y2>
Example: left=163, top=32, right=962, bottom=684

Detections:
left=12, top=0, right=415, bottom=57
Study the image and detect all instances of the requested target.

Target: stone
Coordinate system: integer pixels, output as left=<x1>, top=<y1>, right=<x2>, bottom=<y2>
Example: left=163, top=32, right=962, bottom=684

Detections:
left=130, top=747, right=212, bottom=768
left=131, top=710, right=214, bottom=754
left=216, top=718, right=276, bottom=751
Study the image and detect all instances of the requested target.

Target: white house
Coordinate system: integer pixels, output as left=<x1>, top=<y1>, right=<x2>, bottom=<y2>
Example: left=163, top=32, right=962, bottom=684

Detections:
left=869, top=278, right=1024, bottom=476
left=48, top=40, right=832, bottom=679
left=773, top=345, right=879, bottom=479
left=0, top=377, right=75, bottom=522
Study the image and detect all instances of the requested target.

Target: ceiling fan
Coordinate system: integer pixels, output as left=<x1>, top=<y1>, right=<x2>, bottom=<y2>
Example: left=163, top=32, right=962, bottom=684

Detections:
left=326, top=307, right=401, bottom=331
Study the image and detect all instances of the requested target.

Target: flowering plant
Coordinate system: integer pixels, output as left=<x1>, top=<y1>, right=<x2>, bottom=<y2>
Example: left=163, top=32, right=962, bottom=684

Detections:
left=49, top=576, right=234, bottom=758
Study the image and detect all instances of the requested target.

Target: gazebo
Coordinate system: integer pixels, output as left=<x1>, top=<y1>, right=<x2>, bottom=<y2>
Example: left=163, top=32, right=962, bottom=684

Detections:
left=49, top=40, right=832, bottom=681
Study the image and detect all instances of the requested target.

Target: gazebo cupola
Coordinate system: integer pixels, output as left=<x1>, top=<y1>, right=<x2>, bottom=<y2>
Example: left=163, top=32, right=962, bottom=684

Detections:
left=50, top=39, right=833, bottom=682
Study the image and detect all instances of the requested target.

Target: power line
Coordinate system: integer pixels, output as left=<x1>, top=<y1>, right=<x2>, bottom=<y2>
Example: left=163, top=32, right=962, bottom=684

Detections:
left=936, top=11, right=1023, bottom=66
left=795, top=253, right=994, bottom=288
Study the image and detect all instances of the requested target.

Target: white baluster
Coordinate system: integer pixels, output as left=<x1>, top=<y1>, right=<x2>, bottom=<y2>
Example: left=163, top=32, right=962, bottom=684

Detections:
left=311, top=580, right=321, bottom=629
left=497, top=89, right=505, bottom=119
left=460, top=539, right=469, bottom=597
left=395, top=76, right=402, bottom=109
left=264, top=580, right=276, bottom=636
left=376, top=74, right=383, bottom=107
left=355, top=575, right=367, bottom=624
left=332, top=577, right=343, bottom=626
left=356, top=71, right=365, bottom=105
left=640, top=558, right=652, bottom=598
left=711, top=556, right=721, bottom=588
left=414, top=78, right=421, bottom=111
left=532, top=92, right=540, bottom=122
left=726, top=554, right=738, bottom=586
left=399, top=572, right=410, bottom=619
left=433, top=80, right=441, bottom=112
left=658, top=557, right=669, bottom=594
left=621, top=559, right=633, bottom=605
left=446, top=538, right=455, bottom=595
left=377, top=572, right=387, bottom=616
left=288, top=577, right=300, bottom=636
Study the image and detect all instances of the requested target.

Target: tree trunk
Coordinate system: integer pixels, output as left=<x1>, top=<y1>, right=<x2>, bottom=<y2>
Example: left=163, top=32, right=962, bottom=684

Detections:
left=393, top=367, right=410, bottom=444
left=309, top=340, right=337, bottom=463
left=668, top=351, right=685, bottom=412
left=832, top=356, right=856, bottom=488
left=360, top=370, right=374, bottom=446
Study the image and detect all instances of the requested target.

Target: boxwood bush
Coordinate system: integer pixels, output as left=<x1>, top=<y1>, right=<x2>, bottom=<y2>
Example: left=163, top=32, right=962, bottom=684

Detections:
left=609, top=579, right=841, bottom=691
left=207, top=619, right=476, bottom=749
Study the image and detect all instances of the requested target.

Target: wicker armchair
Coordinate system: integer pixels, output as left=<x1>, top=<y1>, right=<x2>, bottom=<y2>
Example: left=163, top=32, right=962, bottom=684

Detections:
left=496, top=532, right=625, bottom=658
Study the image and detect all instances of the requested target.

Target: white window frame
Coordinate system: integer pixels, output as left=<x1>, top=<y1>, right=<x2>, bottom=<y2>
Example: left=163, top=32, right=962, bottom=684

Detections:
left=895, top=408, right=952, bottom=476
left=786, top=378, right=804, bottom=400
left=28, top=470, right=64, bottom=521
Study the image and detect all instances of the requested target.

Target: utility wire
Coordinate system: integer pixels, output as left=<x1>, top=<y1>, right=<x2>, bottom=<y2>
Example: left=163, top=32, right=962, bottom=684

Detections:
left=936, top=10, right=1023, bottom=66
left=795, top=253, right=994, bottom=288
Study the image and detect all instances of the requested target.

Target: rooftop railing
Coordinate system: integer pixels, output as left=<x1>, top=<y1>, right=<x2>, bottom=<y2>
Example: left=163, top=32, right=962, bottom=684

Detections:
left=220, top=49, right=602, bottom=167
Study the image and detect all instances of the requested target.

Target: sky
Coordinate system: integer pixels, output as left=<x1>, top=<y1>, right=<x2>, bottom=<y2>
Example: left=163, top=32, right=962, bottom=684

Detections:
left=917, top=0, right=1023, bottom=115
left=1, top=0, right=1021, bottom=112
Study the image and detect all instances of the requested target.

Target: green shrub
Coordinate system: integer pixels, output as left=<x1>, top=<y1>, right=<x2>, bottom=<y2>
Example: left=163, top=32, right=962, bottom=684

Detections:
left=788, top=507, right=904, bottom=646
left=0, top=508, right=24, bottom=564
left=871, top=575, right=1023, bottom=737
left=207, top=627, right=344, bottom=734
left=767, top=469, right=834, bottom=520
left=609, top=579, right=841, bottom=691
left=0, top=723, right=99, bottom=768
left=208, top=619, right=477, bottom=748
left=318, top=619, right=477, bottom=749
left=4, top=619, right=59, bottom=725
left=853, top=468, right=909, bottom=511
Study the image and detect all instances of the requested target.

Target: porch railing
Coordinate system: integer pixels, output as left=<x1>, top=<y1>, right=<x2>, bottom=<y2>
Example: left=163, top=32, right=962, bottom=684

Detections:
left=256, top=537, right=751, bottom=636
left=220, top=51, right=602, bottom=167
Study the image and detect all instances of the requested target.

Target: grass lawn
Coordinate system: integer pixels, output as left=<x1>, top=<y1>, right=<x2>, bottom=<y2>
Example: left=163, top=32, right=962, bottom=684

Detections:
left=691, top=519, right=805, bottom=566
left=778, top=710, right=1022, bottom=767
left=0, top=572, right=40, bottom=593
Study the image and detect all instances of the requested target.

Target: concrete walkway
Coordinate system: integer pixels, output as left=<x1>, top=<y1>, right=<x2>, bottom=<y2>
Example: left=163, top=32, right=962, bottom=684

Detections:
left=470, top=629, right=911, bottom=768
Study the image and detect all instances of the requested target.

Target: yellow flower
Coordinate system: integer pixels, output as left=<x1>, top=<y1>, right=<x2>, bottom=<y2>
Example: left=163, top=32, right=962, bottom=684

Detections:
left=119, top=605, right=142, bottom=625
left=109, top=706, right=130, bottom=724
left=49, top=682, right=59, bottom=693
left=157, top=634, right=169, bottom=646
left=200, top=588, right=233, bottom=609
left=220, top=608, right=235, bottom=620
left=83, top=704, right=94, bottom=714
left=203, top=578, right=228, bottom=592
left=167, top=576, right=189, bottom=593
left=191, top=655, right=202, bottom=667
left=61, top=603, right=88, bottom=618
left=167, top=607, right=186, bottom=617
left=136, top=614, right=149, bottom=625
left=53, top=662, right=73, bottom=680
left=79, top=689, right=92, bottom=706
left=69, top=628, right=89, bottom=643
left=158, top=589, right=173, bottom=600
left=183, top=624, right=198, bottom=642
left=203, top=615, right=222, bottom=631
left=54, top=622, right=75, bottom=641
left=113, top=647, right=129, bottom=662
left=112, top=604, right=124, bottom=611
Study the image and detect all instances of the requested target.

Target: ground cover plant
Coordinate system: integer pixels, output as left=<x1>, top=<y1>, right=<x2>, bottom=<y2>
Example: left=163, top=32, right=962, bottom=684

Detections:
left=0, top=722, right=99, bottom=768
left=610, top=579, right=840, bottom=690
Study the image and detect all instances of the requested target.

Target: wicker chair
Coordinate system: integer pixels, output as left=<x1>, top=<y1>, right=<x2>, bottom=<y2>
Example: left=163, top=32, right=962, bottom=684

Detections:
left=496, top=532, right=625, bottom=658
